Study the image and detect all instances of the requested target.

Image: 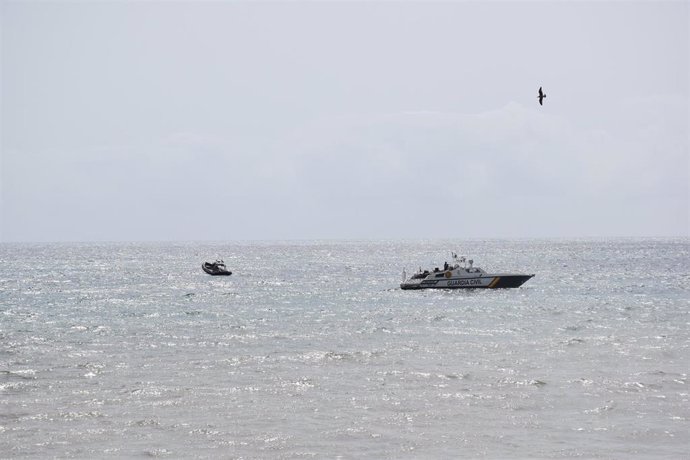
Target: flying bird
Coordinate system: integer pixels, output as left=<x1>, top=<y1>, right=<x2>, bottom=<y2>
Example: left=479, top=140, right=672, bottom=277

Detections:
left=538, top=87, right=546, bottom=105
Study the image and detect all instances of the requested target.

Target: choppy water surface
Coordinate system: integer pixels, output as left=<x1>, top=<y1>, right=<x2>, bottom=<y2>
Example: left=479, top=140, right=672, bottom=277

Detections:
left=1, top=239, right=688, bottom=458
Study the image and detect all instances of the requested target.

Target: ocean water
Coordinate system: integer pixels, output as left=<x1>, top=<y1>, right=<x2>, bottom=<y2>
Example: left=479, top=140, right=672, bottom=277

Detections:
left=1, top=239, right=688, bottom=458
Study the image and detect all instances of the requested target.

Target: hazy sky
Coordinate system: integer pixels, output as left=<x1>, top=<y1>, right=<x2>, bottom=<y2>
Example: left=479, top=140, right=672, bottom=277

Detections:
left=2, top=1, right=688, bottom=242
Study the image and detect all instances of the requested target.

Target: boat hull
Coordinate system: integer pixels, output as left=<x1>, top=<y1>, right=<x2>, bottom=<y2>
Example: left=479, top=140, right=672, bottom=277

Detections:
left=202, top=263, right=232, bottom=276
left=400, top=274, right=533, bottom=290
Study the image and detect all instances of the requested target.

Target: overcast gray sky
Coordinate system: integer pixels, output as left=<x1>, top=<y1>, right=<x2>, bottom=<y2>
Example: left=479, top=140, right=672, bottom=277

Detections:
left=2, top=1, right=688, bottom=242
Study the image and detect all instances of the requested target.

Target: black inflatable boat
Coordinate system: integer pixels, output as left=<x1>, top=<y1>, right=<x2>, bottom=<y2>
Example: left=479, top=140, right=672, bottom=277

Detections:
left=202, top=260, right=232, bottom=276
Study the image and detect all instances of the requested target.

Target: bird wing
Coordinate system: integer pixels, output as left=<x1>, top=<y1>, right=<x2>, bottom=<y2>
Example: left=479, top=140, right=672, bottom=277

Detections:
left=538, top=87, right=543, bottom=97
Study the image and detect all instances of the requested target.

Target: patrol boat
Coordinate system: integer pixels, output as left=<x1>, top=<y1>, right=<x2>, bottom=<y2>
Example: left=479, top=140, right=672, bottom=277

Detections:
left=400, top=253, right=534, bottom=290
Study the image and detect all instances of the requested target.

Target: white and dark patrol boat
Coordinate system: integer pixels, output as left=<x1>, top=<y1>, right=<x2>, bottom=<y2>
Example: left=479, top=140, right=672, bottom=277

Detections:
left=401, top=253, right=534, bottom=290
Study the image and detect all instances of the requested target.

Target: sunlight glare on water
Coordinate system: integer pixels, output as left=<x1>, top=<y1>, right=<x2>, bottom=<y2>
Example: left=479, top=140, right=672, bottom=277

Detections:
left=1, top=239, right=688, bottom=458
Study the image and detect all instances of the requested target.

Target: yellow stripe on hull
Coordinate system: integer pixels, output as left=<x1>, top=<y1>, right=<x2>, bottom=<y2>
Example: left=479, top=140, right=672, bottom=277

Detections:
left=488, top=277, right=501, bottom=288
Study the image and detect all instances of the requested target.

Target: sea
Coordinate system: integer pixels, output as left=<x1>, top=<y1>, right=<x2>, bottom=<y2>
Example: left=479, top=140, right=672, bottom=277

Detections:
left=1, top=239, right=688, bottom=459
